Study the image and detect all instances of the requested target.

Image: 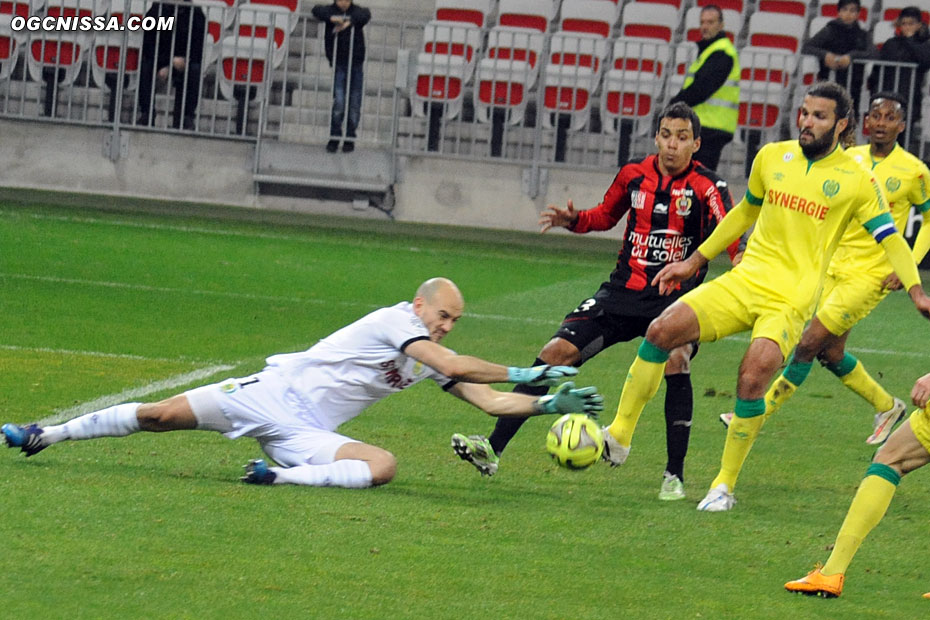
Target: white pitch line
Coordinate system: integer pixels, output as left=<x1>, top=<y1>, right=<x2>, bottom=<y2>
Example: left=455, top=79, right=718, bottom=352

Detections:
left=0, top=343, right=224, bottom=365
left=36, top=364, right=236, bottom=426
left=0, top=272, right=555, bottom=325
left=1, top=209, right=607, bottom=268
left=720, top=334, right=930, bottom=359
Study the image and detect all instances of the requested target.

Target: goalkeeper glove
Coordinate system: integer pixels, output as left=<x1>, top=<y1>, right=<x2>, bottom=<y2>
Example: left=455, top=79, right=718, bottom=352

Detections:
left=535, top=382, right=604, bottom=416
left=507, top=364, right=578, bottom=386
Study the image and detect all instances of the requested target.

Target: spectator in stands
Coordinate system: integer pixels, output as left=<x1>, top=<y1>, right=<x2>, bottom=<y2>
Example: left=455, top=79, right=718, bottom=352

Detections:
left=312, top=0, right=372, bottom=153
left=668, top=5, right=739, bottom=171
left=136, top=0, right=206, bottom=130
left=870, top=6, right=930, bottom=126
left=802, top=0, right=874, bottom=110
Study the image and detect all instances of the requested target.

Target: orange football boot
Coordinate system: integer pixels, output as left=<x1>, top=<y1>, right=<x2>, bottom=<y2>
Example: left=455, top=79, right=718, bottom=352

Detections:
left=785, top=567, right=844, bottom=598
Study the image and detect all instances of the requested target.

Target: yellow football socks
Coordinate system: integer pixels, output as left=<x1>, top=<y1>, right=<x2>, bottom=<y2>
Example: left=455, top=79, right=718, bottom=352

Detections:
left=762, top=375, right=798, bottom=421
left=710, top=398, right=766, bottom=491
left=827, top=354, right=895, bottom=413
left=761, top=357, right=811, bottom=420
left=607, top=341, right=668, bottom=447
left=822, top=464, right=900, bottom=576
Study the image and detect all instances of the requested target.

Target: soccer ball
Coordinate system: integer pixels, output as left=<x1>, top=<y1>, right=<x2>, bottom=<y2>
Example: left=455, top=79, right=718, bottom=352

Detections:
left=546, top=414, right=604, bottom=470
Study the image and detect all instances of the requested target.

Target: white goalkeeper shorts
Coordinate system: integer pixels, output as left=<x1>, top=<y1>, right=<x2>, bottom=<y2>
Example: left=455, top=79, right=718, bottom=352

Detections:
left=185, top=370, right=359, bottom=466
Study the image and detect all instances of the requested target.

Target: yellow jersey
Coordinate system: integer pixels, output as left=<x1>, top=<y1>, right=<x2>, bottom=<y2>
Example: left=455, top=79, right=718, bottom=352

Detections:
left=736, top=140, right=892, bottom=315
left=833, top=143, right=930, bottom=275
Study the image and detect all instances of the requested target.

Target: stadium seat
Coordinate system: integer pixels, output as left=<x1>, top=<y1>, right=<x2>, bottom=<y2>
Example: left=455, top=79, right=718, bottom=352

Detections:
left=417, top=21, right=482, bottom=107
left=697, top=0, right=744, bottom=17
left=683, top=6, right=740, bottom=42
left=192, top=0, right=233, bottom=66
left=746, top=12, right=806, bottom=53
left=820, top=1, right=868, bottom=22
left=0, top=13, right=23, bottom=82
left=233, top=3, right=290, bottom=69
left=601, top=37, right=671, bottom=134
left=474, top=0, right=557, bottom=125
left=667, top=40, right=696, bottom=93
left=556, top=0, right=618, bottom=40
left=807, top=15, right=830, bottom=41
left=628, top=0, right=686, bottom=18
left=413, top=22, right=479, bottom=120
left=620, top=2, right=679, bottom=42
left=757, top=0, right=807, bottom=18
left=880, top=0, right=930, bottom=23
left=413, top=51, right=471, bottom=119
left=737, top=46, right=797, bottom=140
left=90, top=0, right=149, bottom=92
left=538, top=0, right=618, bottom=128
left=872, top=19, right=896, bottom=49
left=433, top=0, right=495, bottom=29
left=0, top=0, right=43, bottom=18
left=26, top=0, right=101, bottom=87
left=244, top=0, right=296, bottom=32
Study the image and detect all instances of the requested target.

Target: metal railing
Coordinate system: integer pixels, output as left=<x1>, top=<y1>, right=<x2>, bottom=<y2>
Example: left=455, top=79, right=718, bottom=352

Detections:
left=1, top=6, right=929, bottom=186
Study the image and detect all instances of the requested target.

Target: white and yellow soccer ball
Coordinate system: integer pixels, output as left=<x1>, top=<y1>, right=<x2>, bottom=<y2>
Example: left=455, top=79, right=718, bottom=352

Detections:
left=546, top=413, right=604, bottom=470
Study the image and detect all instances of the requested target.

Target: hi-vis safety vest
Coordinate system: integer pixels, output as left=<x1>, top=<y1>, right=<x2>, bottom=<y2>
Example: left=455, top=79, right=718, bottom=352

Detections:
left=683, top=37, right=740, bottom=134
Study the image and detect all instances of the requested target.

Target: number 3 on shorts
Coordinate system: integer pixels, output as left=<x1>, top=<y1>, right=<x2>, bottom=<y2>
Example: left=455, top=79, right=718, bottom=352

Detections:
left=573, top=298, right=597, bottom=313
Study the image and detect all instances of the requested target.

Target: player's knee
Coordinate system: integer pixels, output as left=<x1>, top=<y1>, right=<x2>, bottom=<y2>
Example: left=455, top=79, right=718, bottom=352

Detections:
left=665, top=345, right=692, bottom=374
left=136, top=399, right=195, bottom=432
left=794, top=338, right=821, bottom=362
left=368, top=451, right=397, bottom=486
left=539, top=338, right=581, bottom=366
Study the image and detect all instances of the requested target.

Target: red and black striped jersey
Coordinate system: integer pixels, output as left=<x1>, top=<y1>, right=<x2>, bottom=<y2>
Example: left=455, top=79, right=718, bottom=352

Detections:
left=570, top=154, right=738, bottom=316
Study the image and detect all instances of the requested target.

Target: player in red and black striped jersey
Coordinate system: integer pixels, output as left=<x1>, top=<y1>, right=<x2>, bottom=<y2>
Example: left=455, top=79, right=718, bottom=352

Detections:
left=451, top=103, right=742, bottom=499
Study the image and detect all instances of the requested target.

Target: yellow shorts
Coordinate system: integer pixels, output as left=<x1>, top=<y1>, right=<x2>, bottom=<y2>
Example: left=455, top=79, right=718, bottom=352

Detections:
left=678, top=270, right=806, bottom=359
left=909, top=408, right=930, bottom=454
left=816, top=269, right=890, bottom=337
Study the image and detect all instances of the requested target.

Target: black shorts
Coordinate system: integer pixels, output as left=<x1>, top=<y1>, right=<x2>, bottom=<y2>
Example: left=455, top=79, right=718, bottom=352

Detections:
left=553, top=288, right=697, bottom=365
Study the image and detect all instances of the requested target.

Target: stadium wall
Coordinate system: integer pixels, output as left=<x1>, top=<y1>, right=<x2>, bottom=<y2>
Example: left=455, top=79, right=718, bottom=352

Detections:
left=1, top=119, right=671, bottom=237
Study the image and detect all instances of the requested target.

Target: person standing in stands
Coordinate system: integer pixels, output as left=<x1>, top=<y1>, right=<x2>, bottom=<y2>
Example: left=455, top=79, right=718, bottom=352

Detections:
left=668, top=5, right=740, bottom=171
left=312, top=0, right=372, bottom=153
left=137, top=0, right=206, bottom=130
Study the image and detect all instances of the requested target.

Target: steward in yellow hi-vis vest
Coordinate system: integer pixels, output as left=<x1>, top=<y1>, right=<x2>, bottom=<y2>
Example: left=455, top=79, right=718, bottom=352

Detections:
left=669, top=5, right=740, bottom=171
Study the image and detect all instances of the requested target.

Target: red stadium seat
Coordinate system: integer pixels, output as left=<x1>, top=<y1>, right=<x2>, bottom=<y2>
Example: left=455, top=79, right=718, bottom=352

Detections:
left=746, top=12, right=805, bottom=53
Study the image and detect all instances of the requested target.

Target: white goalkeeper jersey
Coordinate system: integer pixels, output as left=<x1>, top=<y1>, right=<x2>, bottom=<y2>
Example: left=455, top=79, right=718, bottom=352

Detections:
left=264, top=302, right=454, bottom=430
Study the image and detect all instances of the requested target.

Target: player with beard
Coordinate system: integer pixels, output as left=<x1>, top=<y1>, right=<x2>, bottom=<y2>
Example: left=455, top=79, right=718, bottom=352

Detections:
left=720, top=92, right=930, bottom=447
left=598, top=82, right=930, bottom=511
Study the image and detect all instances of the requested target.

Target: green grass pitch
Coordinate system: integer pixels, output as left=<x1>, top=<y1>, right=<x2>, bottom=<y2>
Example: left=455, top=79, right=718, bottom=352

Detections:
left=2, top=201, right=929, bottom=618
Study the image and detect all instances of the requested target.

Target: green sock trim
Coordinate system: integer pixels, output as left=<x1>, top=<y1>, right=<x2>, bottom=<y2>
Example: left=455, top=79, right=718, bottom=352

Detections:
left=637, top=340, right=670, bottom=363
left=734, top=398, right=766, bottom=418
left=783, top=360, right=813, bottom=386
left=865, top=463, right=901, bottom=486
left=825, top=353, right=858, bottom=378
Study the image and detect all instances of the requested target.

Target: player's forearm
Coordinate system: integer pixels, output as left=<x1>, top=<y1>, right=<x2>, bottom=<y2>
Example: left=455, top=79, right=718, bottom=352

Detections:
left=912, top=214, right=930, bottom=264
left=696, top=199, right=759, bottom=260
left=881, top=232, right=922, bottom=291
left=439, top=355, right=511, bottom=383
left=478, top=392, right=542, bottom=416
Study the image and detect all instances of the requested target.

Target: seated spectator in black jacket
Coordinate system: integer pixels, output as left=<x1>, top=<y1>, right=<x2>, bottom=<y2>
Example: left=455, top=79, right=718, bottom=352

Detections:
left=802, top=0, right=874, bottom=109
left=869, top=6, right=930, bottom=124
left=137, top=0, right=206, bottom=130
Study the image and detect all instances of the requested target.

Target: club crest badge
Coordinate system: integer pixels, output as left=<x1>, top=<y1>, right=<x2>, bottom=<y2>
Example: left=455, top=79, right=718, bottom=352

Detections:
left=822, top=179, right=840, bottom=198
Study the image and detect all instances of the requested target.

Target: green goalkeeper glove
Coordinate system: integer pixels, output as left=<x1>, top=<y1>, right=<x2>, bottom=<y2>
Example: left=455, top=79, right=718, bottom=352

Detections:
left=535, top=382, right=604, bottom=416
left=507, top=364, right=578, bottom=386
